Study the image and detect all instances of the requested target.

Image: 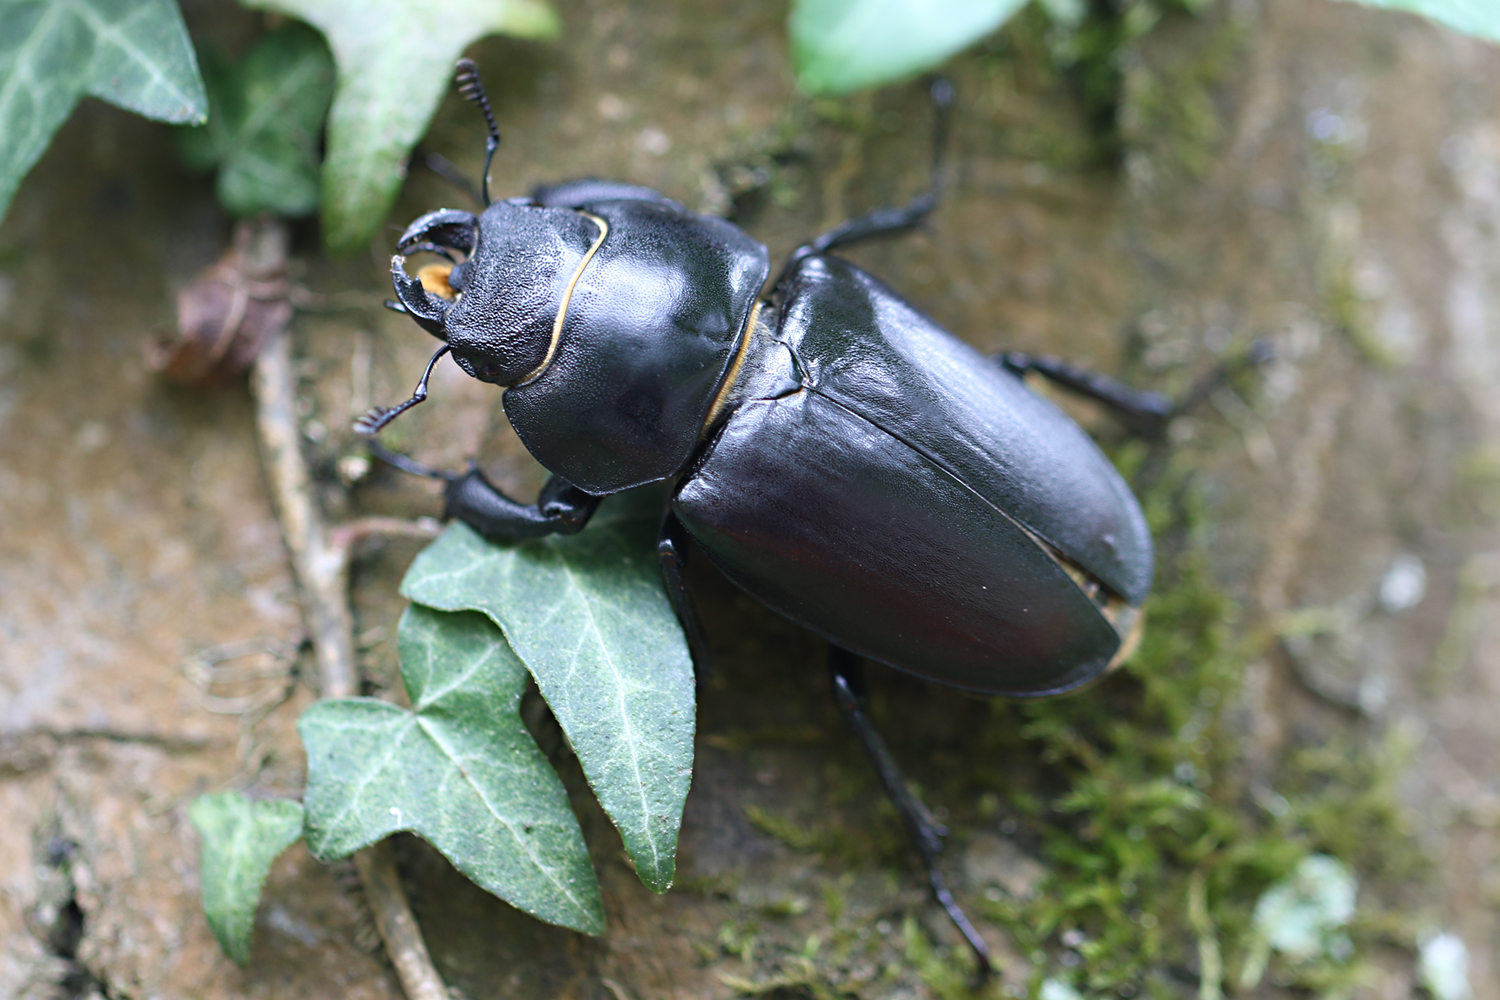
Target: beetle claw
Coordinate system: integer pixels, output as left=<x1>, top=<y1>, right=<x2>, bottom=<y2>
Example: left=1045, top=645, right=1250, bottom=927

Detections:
left=392, top=255, right=451, bottom=339
left=397, top=208, right=477, bottom=255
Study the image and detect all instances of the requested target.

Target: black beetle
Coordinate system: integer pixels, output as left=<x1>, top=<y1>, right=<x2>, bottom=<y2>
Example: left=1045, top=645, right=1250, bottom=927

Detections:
left=362, top=60, right=1173, bottom=976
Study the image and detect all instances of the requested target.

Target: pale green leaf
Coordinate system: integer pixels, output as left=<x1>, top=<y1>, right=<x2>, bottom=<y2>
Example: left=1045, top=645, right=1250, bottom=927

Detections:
left=299, top=604, right=603, bottom=934
left=789, top=0, right=1028, bottom=95
left=239, top=0, right=559, bottom=251
left=400, top=493, right=694, bottom=894
left=1239, top=853, right=1357, bottom=988
left=1339, top=0, right=1500, bottom=44
left=180, top=24, right=335, bottom=217
left=0, top=0, right=206, bottom=221
left=189, top=792, right=304, bottom=966
left=1251, top=854, right=1356, bottom=959
left=1419, top=933, right=1473, bottom=1000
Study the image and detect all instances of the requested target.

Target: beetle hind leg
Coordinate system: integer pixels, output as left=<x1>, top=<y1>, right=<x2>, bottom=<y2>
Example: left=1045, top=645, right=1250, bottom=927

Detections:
left=828, top=647, right=994, bottom=980
left=998, top=338, right=1274, bottom=437
left=997, top=351, right=1175, bottom=435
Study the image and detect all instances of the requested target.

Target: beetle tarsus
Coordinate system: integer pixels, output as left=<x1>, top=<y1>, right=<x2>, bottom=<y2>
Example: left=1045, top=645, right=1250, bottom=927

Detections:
left=829, top=650, right=993, bottom=980
left=1168, top=337, right=1276, bottom=419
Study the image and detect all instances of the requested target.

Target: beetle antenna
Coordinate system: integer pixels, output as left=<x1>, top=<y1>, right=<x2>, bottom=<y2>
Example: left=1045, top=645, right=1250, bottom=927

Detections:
left=455, top=59, right=500, bottom=206
left=353, top=345, right=450, bottom=436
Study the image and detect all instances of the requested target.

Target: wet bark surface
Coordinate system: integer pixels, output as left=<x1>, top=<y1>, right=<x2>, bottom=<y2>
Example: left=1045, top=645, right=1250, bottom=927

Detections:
left=1, top=0, right=1496, bottom=997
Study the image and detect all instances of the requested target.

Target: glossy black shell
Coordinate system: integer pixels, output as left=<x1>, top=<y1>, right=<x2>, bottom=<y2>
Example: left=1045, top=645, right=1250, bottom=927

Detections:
left=673, top=255, right=1152, bottom=696
left=499, top=198, right=770, bottom=494
left=409, top=188, right=1152, bottom=696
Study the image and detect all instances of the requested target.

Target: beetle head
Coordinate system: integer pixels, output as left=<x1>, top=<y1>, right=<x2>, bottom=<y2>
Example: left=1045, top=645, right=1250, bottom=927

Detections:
left=368, top=201, right=599, bottom=438
left=392, top=200, right=601, bottom=387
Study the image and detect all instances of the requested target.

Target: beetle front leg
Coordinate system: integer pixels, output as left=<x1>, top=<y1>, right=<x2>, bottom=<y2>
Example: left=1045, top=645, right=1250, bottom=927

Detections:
left=829, top=647, right=994, bottom=980
left=444, top=467, right=601, bottom=540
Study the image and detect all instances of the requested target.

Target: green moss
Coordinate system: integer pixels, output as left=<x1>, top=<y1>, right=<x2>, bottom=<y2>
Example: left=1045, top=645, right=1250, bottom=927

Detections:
left=1116, top=11, right=1243, bottom=183
left=994, top=0, right=1230, bottom=168
left=903, top=915, right=981, bottom=1000
left=717, top=413, right=1422, bottom=998
left=903, top=449, right=1430, bottom=997
left=743, top=803, right=887, bottom=868
left=1323, top=254, right=1400, bottom=368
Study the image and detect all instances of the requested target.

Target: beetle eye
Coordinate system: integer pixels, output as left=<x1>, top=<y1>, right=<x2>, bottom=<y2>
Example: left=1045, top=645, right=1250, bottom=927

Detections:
left=447, top=261, right=468, bottom=291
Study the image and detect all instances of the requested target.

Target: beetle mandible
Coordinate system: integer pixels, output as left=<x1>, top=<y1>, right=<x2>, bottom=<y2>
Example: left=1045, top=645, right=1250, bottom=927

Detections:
left=361, top=59, right=1173, bottom=976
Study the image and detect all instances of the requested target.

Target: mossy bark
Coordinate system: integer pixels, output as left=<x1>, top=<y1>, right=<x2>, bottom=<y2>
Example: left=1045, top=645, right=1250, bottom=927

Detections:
left=0, top=0, right=1495, bottom=997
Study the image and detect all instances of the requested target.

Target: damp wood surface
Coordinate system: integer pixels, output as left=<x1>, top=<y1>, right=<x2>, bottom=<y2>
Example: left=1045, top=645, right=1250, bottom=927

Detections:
left=1, top=0, right=1497, bottom=997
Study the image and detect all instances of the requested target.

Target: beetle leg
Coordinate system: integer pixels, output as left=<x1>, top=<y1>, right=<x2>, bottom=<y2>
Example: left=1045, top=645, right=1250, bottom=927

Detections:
left=829, top=648, right=994, bottom=980
left=443, top=467, right=601, bottom=540
left=773, top=77, right=954, bottom=292
left=413, top=145, right=485, bottom=207
left=396, top=208, right=478, bottom=257
left=999, top=339, right=1274, bottom=436
left=657, top=512, right=712, bottom=681
left=997, top=351, right=1175, bottom=435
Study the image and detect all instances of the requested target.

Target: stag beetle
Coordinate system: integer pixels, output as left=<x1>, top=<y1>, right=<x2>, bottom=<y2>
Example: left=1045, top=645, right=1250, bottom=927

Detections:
left=361, top=60, right=1177, bottom=976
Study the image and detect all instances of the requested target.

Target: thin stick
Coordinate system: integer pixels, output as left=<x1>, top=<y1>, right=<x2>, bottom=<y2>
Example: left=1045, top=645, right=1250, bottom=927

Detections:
left=252, top=327, right=357, bottom=699
left=355, top=845, right=449, bottom=1000
left=250, top=322, right=448, bottom=1000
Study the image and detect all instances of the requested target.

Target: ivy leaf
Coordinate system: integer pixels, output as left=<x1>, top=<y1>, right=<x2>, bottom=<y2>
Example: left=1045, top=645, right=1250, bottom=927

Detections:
left=188, top=793, right=304, bottom=966
left=401, top=492, right=695, bottom=894
left=0, top=0, right=206, bottom=223
left=299, top=604, right=603, bottom=934
left=239, top=0, right=559, bottom=252
left=789, top=0, right=1027, bottom=95
left=1339, top=0, right=1500, bottom=43
left=178, top=24, right=335, bottom=217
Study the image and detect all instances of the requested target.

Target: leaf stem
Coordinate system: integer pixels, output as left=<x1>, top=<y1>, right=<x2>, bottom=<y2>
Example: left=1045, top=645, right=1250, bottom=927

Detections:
left=249, top=266, right=447, bottom=1000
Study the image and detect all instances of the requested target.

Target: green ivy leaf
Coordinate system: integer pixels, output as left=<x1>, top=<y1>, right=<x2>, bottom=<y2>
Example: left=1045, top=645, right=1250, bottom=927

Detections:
left=789, top=0, right=1027, bottom=95
left=0, top=0, right=206, bottom=223
left=400, top=493, right=694, bottom=894
left=188, top=792, right=304, bottom=966
left=1339, top=0, right=1500, bottom=43
left=299, top=604, right=603, bottom=934
left=179, top=24, right=335, bottom=217
left=239, top=0, right=559, bottom=252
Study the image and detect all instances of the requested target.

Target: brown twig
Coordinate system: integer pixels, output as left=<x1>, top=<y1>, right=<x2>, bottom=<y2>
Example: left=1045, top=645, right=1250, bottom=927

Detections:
left=252, top=326, right=359, bottom=700
left=330, top=516, right=443, bottom=551
left=250, top=318, right=448, bottom=1000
